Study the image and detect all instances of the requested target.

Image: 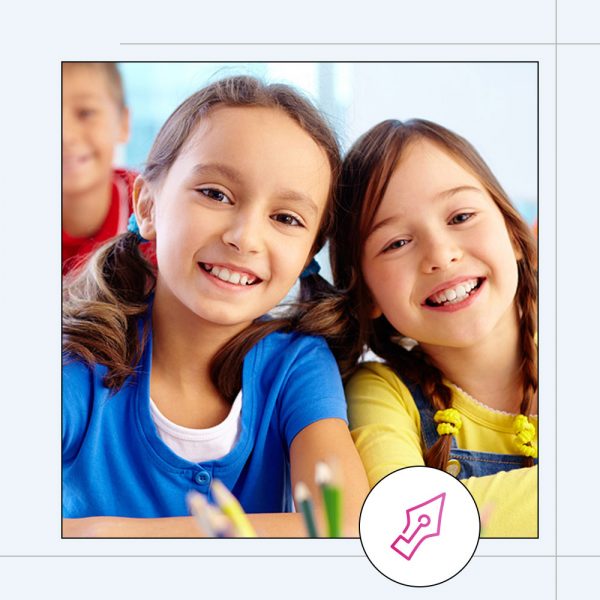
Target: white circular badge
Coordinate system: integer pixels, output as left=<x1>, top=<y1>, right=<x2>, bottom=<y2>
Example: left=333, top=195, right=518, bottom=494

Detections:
left=359, top=466, right=480, bottom=587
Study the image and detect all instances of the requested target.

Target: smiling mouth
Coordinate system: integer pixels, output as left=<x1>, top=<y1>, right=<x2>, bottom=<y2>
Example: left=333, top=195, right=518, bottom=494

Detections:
left=62, top=154, right=92, bottom=170
left=199, top=262, right=262, bottom=286
left=425, top=278, right=484, bottom=307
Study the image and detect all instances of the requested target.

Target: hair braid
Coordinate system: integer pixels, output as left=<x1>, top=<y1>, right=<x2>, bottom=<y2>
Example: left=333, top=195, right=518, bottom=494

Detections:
left=516, top=249, right=538, bottom=466
left=370, top=318, right=455, bottom=470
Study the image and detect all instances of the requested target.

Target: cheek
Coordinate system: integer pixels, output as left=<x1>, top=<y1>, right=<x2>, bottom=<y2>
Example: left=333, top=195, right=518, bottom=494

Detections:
left=507, top=255, right=521, bottom=299
left=275, top=242, right=311, bottom=282
left=497, top=233, right=521, bottom=288
left=364, top=258, right=405, bottom=298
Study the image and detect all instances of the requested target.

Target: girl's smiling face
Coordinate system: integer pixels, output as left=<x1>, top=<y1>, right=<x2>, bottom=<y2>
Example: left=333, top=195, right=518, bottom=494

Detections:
left=136, top=106, right=331, bottom=330
left=362, top=139, right=520, bottom=351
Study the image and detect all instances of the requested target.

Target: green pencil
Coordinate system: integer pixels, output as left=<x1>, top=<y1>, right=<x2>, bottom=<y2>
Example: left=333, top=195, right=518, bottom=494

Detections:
left=294, top=481, right=319, bottom=538
left=315, top=461, right=342, bottom=538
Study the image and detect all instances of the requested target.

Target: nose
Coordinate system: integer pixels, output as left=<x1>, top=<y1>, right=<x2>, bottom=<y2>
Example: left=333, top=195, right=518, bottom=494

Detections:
left=221, top=207, right=264, bottom=255
left=420, top=233, right=462, bottom=273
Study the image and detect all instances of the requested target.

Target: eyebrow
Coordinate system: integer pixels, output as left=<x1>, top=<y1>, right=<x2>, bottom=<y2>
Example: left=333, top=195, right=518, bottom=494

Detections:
left=69, top=93, right=104, bottom=102
left=191, top=163, right=244, bottom=185
left=438, top=185, right=484, bottom=199
left=191, top=163, right=319, bottom=216
left=367, top=185, right=485, bottom=238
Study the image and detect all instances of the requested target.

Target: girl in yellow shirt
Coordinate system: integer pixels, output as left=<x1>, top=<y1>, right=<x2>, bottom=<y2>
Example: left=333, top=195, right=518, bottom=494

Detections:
left=330, top=119, right=537, bottom=537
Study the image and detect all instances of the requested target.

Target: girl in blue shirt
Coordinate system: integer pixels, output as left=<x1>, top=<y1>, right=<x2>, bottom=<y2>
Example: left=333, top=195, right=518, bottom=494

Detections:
left=62, top=75, right=368, bottom=537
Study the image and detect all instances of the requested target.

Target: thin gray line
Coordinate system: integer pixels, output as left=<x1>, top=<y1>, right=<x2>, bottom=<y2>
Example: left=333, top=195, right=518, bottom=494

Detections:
left=555, top=1, right=559, bottom=596
left=119, top=41, right=600, bottom=46
left=1, top=554, right=584, bottom=559
left=0, top=555, right=366, bottom=559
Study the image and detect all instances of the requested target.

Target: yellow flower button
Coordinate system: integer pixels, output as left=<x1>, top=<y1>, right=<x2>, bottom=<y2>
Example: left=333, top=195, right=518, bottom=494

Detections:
left=446, top=459, right=461, bottom=477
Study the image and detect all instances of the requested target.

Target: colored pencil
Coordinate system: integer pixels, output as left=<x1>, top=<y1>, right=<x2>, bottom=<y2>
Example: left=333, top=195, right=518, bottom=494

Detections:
left=187, top=490, right=231, bottom=538
left=187, top=490, right=217, bottom=537
left=294, top=481, right=319, bottom=538
left=315, top=461, right=342, bottom=538
left=211, top=479, right=257, bottom=538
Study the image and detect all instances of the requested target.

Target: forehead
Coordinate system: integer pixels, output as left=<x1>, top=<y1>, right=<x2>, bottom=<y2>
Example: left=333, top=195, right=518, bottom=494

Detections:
left=385, top=139, right=483, bottom=201
left=179, top=106, right=331, bottom=180
left=368, top=138, right=495, bottom=232
left=167, top=105, right=332, bottom=207
left=62, top=64, right=118, bottom=105
left=185, top=106, right=324, bottom=153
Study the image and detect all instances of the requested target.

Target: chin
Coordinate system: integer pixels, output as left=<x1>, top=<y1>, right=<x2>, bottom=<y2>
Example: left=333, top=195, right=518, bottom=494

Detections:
left=194, top=309, right=256, bottom=329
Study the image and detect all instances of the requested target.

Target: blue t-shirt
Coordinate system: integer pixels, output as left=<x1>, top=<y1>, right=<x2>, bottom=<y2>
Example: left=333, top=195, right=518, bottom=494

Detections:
left=62, top=328, right=348, bottom=518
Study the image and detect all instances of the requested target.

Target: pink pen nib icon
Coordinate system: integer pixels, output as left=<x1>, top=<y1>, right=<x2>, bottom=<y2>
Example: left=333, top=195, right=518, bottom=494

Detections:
left=390, top=492, right=446, bottom=560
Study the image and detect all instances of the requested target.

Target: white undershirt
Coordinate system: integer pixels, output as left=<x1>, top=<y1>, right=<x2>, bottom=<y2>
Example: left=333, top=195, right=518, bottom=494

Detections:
left=149, top=392, right=242, bottom=463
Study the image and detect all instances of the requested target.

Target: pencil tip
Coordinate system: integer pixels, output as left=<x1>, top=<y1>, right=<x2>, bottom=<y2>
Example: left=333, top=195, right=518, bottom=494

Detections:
left=210, top=479, right=232, bottom=503
left=295, top=481, right=310, bottom=501
left=315, top=461, right=332, bottom=485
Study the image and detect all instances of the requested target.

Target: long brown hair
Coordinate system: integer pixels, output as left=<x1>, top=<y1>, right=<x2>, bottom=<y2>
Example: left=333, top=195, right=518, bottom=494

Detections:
left=63, top=75, right=348, bottom=401
left=331, top=119, right=538, bottom=470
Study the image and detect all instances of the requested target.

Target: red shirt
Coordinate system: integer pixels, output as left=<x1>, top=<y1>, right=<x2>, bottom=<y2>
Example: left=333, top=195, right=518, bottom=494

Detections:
left=62, top=168, right=136, bottom=275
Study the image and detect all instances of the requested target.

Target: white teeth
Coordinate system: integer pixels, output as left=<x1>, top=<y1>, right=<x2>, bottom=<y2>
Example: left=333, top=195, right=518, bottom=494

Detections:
left=205, top=264, right=256, bottom=286
left=429, top=279, right=479, bottom=306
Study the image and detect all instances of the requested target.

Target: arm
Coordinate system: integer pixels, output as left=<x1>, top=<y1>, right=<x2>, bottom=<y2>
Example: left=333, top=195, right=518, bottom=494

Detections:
left=289, top=417, right=369, bottom=537
left=347, top=363, right=425, bottom=487
left=347, top=363, right=537, bottom=537
left=63, top=418, right=369, bottom=538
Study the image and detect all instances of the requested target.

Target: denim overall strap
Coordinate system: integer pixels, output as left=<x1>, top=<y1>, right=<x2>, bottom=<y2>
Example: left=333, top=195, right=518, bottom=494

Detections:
left=406, top=382, right=534, bottom=479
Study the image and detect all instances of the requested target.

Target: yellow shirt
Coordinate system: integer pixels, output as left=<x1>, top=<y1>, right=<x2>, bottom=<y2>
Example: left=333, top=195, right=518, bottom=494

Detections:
left=347, top=361, right=538, bottom=538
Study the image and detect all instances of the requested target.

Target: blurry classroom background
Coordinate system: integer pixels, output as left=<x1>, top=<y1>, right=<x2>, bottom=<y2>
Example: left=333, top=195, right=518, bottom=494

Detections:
left=117, top=62, right=538, bottom=284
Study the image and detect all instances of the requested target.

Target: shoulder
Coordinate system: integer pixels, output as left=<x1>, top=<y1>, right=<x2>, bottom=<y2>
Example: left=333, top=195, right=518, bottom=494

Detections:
left=253, top=331, right=347, bottom=443
left=62, top=356, right=98, bottom=455
left=248, top=329, right=343, bottom=395
left=348, top=360, right=409, bottom=391
left=63, top=354, right=95, bottom=389
left=256, top=329, right=334, bottom=365
left=113, top=167, right=138, bottom=206
left=346, top=361, right=416, bottom=405
left=113, top=167, right=138, bottom=187
left=62, top=355, right=103, bottom=408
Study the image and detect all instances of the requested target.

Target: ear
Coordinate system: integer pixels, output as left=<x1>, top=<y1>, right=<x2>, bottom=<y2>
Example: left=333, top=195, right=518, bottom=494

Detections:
left=132, top=175, right=157, bottom=240
left=370, top=300, right=383, bottom=319
left=117, top=106, right=130, bottom=144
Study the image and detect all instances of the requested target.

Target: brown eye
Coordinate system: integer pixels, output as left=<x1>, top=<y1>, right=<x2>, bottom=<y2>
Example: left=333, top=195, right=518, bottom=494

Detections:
left=383, top=239, right=408, bottom=253
left=449, top=212, right=474, bottom=225
left=271, top=213, right=303, bottom=227
left=198, top=188, right=232, bottom=205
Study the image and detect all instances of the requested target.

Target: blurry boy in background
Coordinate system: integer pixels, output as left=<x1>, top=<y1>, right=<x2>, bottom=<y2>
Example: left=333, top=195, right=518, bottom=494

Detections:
left=62, top=62, right=134, bottom=275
